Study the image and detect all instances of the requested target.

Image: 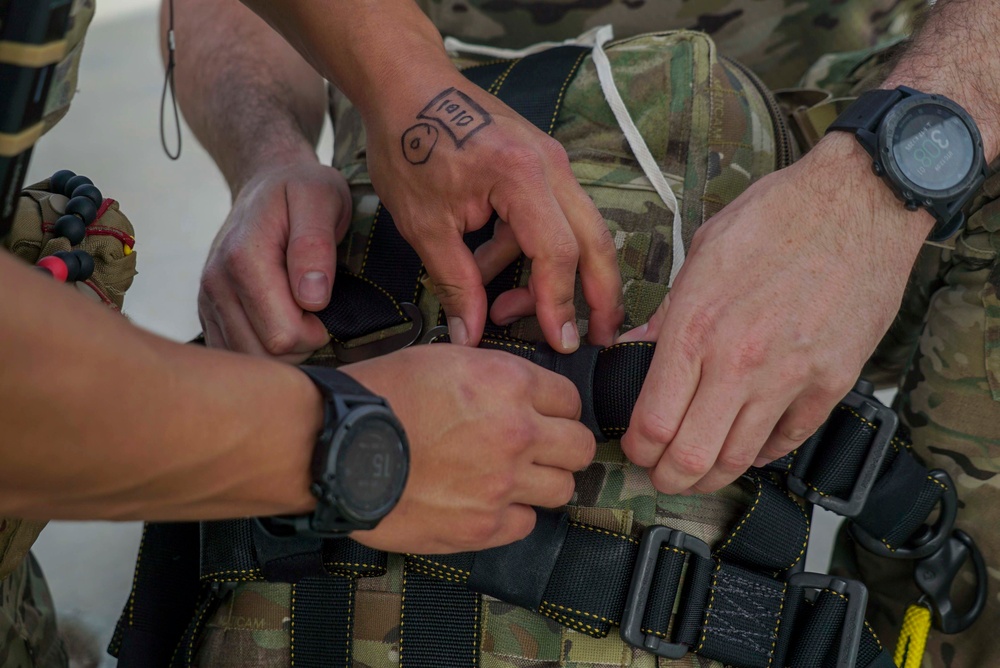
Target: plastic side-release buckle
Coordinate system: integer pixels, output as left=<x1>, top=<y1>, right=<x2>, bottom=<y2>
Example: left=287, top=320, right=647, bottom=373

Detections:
left=787, top=379, right=897, bottom=518
left=620, top=526, right=711, bottom=660
left=786, top=572, right=868, bottom=668
left=914, top=529, right=987, bottom=634
left=849, top=468, right=958, bottom=560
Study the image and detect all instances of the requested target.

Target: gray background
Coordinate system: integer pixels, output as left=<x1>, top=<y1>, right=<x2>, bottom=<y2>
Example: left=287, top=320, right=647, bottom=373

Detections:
left=24, top=3, right=858, bottom=664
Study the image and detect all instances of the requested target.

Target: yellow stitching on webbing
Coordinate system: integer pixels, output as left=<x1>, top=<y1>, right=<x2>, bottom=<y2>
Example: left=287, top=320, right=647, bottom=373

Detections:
left=540, top=607, right=604, bottom=636
left=717, top=475, right=765, bottom=555
left=765, top=581, right=788, bottom=668
left=839, top=405, right=876, bottom=430
left=399, top=566, right=408, bottom=665
left=407, top=564, right=466, bottom=584
left=866, top=620, right=883, bottom=651
left=290, top=584, right=298, bottom=666
left=542, top=601, right=613, bottom=624
left=601, top=341, right=655, bottom=353
left=696, top=562, right=724, bottom=653
left=179, top=596, right=213, bottom=668
left=359, top=204, right=382, bottom=277
left=568, top=521, right=640, bottom=544
left=407, top=554, right=472, bottom=577
left=489, top=59, right=519, bottom=96
left=547, top=50, right=589, bottom=135
left=927, top=475, right=948, bottom=491
left=480, top=338, right=536, bottom=354
left=200, top=567, right=263, bottom=581
left=346, top=581, right=353, bottom=666
left=127, top=524, right=148, bottom=627
left=323, top=561, right=383, bottom=571
left=786, top=489, right=811, bottom=571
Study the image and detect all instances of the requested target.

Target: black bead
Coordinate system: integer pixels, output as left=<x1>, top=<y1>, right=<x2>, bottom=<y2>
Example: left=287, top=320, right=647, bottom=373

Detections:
left=54, top=214, right=86, bottom=245
left=50, top=170, right=77, bottom=195
left=62, top=175, right=94, bottom=198
left=65, top=195, right=98, bottom=226
left=53, top=251, right=82, bottom=282
left=72, top=250, right=95, bottom=281
left=71, top=184, right=103, bottom=208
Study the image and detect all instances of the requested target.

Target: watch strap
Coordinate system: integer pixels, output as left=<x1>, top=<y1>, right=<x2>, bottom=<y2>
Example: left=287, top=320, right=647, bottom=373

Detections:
left=299, top=365, right=377, bottom=403
left=827, top=88, right=905, bottom=134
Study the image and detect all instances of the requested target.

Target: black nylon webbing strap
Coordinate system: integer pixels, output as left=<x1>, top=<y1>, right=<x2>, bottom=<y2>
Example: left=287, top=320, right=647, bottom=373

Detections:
left=826, top=88, right=903, bottom=134
left=111, top=522, right=203, bottom=667
left=400, top=567, right=481, bottom=668
left=291, top=576, right=355, bottom=668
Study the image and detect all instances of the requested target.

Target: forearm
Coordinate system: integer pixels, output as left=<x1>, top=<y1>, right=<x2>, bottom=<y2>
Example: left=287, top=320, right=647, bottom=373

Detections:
left=164, top=0, right=328, bottom=195
left=238, top=0, right=454, bottom=118
left=1, top=253, right=320, bottom=521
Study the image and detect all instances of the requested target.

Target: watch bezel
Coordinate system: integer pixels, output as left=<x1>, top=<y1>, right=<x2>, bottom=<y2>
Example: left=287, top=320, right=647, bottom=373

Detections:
left=876, top=94, right=985, bottom=204
left=314, top=403, right=409, bottom=528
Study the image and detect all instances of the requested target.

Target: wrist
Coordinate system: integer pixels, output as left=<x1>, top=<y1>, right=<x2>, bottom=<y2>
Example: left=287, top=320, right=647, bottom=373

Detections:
left=228, top=141, right=321, bottom=201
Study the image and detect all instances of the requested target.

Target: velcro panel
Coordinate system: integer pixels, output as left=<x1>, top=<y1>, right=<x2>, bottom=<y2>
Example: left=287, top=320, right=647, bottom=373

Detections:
left=290, top=576, right=355, bottom=668
left=715, top=474, right=810, bottom=573
left=531, top=344, right=603, bottom=439
left=697, top=564, right=787, bottom=668
left=468, top=509, right=569, bottom=610
left=855, top=450, right=943, bottom=549
left=592, top=342, right=656, bottom=438
left=400, top=568, right=480, bottom=668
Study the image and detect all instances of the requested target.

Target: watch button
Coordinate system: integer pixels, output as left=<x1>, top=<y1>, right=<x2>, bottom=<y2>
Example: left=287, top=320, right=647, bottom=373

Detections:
left=905, top=200, right=920, bottom=212
left=310, top=482, right=326, bottom=499
left=871, top=162, right=883, bottom=176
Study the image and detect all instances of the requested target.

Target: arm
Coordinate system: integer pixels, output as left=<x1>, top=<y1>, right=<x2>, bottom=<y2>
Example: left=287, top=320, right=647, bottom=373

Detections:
left=2, top=252, right=593, bottom=551
left=620, top=0, right=1000, bottom=494
left=237, top=0, right=624, bottom=351
left=166, top=0, right=350, bottom=359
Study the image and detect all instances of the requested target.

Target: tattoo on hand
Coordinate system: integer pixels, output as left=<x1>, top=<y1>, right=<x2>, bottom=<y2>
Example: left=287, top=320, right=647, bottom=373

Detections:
left=401, top=88, right=493, bottom=165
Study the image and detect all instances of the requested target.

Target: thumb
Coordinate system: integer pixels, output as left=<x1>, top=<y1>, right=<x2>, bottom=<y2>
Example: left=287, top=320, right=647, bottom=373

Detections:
left=617, top=295, right=670, bottom=343
left=286, top=184, right=341, bottom=312
left=417, top=231, right=488, bottom=347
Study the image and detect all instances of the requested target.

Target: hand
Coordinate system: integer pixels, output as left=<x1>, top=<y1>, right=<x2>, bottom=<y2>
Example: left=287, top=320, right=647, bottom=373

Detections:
left=343, top=344, right=596, bottom=553
left=618, top=133, right=933, bottom=495
left=362, top=71, right=624, bottom=350
left=199, top=161, right=352, bottom=361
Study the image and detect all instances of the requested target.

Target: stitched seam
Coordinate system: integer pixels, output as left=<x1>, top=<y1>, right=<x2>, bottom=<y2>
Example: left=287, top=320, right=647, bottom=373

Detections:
left=359, top=204, right=381, bottom=277
left=480, top=337, right=536, bottom=354
left=346, top=581, right=353, bottom=667
left=127, top=525, right=147, bottom=628
left=542, top=601, right=613, bottom=624
left=717, top=475, right=764, bottom=555
left=568, top=521, right=640, bottom=544
left=186, top=597, right=212, bottom=667
left=601, top=341, right=655, bottom=353
left=765, top=582, right=788, bottom=668
left=547, top=50, right=589, bottom=135
left=290, top=584, right=297, bottom=667
left=407, top=563, right=467, bottom=584
left=399, top=565, right=408, bottom=665
left=489, top=59, right=520, bottom=96
left=697, top=562, right=723, bottom=653
left=407, top=554, right=472, bottom=577
left=539, top=607, right=605, bottom=637
left=200, top=567, right=262, bottom=581
left=786, top=490, right=810, bottom=571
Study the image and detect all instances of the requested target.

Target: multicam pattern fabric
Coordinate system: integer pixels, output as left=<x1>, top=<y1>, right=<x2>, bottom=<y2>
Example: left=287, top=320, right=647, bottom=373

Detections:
left=831, top=167, right=1000, bottom=668
left=0, top=554, right=66, bottom=668
left=415, top=0, right=926, bottom=89
left=196, top=30, right=786, bottom=668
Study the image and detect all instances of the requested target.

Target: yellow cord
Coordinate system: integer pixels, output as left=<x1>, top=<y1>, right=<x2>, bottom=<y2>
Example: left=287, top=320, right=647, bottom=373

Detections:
left=895, top=603, right=932, bottom=668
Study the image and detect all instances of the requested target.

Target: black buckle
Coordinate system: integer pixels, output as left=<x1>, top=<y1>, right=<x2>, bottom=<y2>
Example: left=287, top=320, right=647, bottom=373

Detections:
left=620, top=526, right=711, bottom=659
left=787, top=380, right=897, bottom=518
left=915, top=529, right=987, bottom=634
left=848, top=468, right=957, bottom=559
left=785, top=573, right=868, bottom=668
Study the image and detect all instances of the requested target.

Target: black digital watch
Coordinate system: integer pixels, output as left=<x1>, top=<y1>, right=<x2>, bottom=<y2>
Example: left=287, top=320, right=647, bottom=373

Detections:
left=827, top=85, right=988, bottom=242
left=259, top=366, right=409, bottom=538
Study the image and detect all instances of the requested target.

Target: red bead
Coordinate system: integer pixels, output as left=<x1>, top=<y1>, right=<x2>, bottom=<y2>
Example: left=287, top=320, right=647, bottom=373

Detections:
left=37, top=255, right=69, bottom=282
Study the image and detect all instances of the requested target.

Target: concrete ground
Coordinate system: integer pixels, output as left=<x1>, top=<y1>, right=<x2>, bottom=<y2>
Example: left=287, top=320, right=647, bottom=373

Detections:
left=22, top=3, right=863, bottom=665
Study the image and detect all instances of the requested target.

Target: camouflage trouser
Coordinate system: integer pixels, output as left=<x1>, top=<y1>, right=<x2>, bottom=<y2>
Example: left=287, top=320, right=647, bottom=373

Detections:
left=0, top=553, right=66, bottom=668
left=832, top=173, right=1000, bottom=667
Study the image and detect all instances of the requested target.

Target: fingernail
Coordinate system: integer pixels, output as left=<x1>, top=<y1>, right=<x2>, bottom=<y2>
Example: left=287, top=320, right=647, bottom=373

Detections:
left=561, top=321, right=580, bottom=351
left=298, top=271, right=328, bottom=305
left=448, top=317, right=469, bottom=346
left=753, top=457, right=772, bottom=468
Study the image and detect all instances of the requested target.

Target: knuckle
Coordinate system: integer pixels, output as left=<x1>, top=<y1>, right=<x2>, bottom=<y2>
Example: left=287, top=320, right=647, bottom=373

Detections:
left=260, top=328, right=297, bottom=357
left=676, top=311, right=716, bottom=358
left=465, top=515, right=504, bottom=547
left=669, top=444, right=716, bottom=478
left=724, top=338, right=768, bottom=376
left=498, top=146, right=546, bottom=177
left=484, top=470, right=517, bottom=506
left=716, top=447, right=758, bottom=475
left=553, top=474, right=576, bottom=507
left=502, top=416, right=538, bottom=452
left=779, top=415, right=825, bottom=445
left=540, top=137, right=571, bottom=170
left=289, top=233, right=335, bottom=260
left=636, top=412, right=679, bottom=448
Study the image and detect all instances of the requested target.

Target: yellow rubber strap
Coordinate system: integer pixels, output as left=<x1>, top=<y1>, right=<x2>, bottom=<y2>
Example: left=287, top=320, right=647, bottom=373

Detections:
left=894, top=603, right=932, bottom=668
left=0, top=122, right=44, bottom=157
left=0, top=40, right=67, bottom=68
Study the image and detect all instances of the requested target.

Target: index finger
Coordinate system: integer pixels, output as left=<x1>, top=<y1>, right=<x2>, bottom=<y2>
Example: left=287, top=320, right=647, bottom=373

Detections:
left=528, top=366, right=583, bottom=420
left=551, top=178, right=624, bottom=347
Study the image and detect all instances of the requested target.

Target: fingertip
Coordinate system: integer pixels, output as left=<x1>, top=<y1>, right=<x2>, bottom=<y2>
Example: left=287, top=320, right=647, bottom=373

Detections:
left=447, top=316, right=470, bottom=346
left=295, top=270, right=331, bottom=310
left=560, top=321, right=580, bottom=353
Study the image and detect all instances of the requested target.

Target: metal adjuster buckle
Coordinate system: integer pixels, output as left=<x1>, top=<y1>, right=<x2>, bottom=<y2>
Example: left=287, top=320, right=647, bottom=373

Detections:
left=785, top=573, right=868, bottom=668
left=915, top=529, right=987, bottom=634
left=787, top=379, right=897, bottom=518
left=620, top=526, right=711, bottom=659
left=330, top=302, right=423, bottom=363
left=849, top=468, right=957, bottom=559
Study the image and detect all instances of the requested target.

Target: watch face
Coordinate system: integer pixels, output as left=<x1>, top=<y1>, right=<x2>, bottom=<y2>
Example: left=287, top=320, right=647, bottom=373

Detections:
left=891, top=103, right=975, bottom=192
left=335, top=413, right=408, bottom=520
